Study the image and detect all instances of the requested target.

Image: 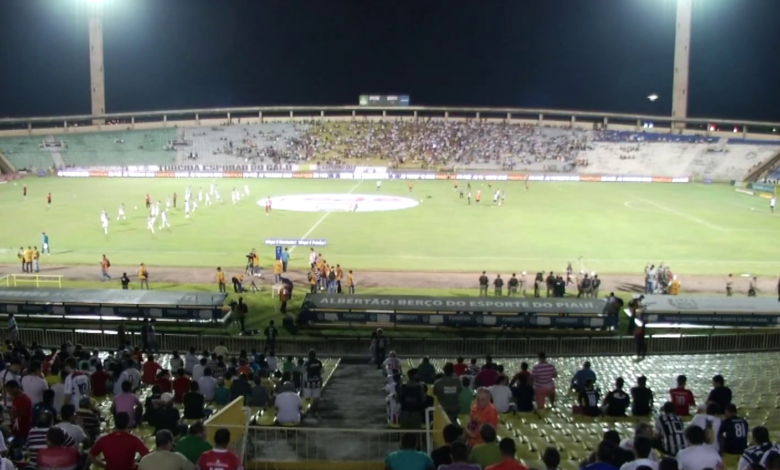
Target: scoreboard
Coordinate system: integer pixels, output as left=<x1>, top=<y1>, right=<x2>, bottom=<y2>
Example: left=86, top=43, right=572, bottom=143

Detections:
left=358, top=95, right=410, bottom=107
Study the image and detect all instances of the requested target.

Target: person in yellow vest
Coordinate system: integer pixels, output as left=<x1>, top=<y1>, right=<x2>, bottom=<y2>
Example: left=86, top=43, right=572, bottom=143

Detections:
left=138, top=263, right=150, bottom=290
left=216, top=267, right=226, bottom=293
left=32, top=247, right=40, bottom=273
left=669, top=276, right=681, bottom=295
left=347, top=270, right=355, bottom=294
left=23, top=246, right=33, bottom=273
left=308, top=267, right=318, bottom=294
left=252, top=250, right=260, bottom=276
left=273, top=258, right=283, bottom=283
left=336, top=264, right=344, bottom=294
left=17, top=247, right=25, bottom=272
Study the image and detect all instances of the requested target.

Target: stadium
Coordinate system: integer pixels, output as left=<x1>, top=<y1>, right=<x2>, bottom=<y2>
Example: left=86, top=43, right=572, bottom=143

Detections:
left=1, top=1, right=780, bottom=470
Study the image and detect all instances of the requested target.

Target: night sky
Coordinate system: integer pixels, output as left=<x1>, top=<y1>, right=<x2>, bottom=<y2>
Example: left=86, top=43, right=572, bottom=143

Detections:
left=1, top=0, right=779, bottom=121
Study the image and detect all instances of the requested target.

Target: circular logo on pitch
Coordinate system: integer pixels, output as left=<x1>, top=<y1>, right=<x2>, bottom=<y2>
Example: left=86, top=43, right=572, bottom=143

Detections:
left=258, top=194, right=419, bottom=212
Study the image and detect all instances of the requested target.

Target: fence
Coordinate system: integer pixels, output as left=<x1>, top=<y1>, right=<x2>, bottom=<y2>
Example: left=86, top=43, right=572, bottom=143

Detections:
left=0, top=274, right=63, bottom=288
left=8, top=327, right=780, bottom=357
left=243, top=425, right=430, bottom=470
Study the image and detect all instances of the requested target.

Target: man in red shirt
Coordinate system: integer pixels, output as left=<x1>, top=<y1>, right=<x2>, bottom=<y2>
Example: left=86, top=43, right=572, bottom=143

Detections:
left=669, top=374, right=696, bottom=416
left=155, top=370, right=172, bottom=394
left=452, top=357, right=468, bottom=377
left=486, top=438, right=528, bottom=470
left=37, top=427, right=80, bottom=470
left=197, top=428, right=243, bottom=470
left=88, top=412, right=149, bottom=470
left=172, top=369, right=191, bottom=404
left=142, top=354, right=162, bottom=386
left=7, top=380, right=32, bottom=439
left=90, top=363, right=111, bottom=398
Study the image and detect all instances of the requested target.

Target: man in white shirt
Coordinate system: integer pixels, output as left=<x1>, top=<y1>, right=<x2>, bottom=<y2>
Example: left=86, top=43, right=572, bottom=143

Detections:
left=214, top=343, right=229, bottom=359
left=56, top=404, right=87, bottom=445
left=275, top=382, right=302, bottom=425
left=197, top=368, right=218, bottom=402
left=620, top=423, right=660, bottom=463
left=184, top=349, right=199, bottom=375
left=676, top=425, right=722, bottom=470
left=690, top=404, right=723, bottom=452
left=192, top=358, right=207, bottom=382
left=63, top=358, right=91, bottom=406
left=488, top=376, right=514, bottom=414
left=620, top=436, right=658, bottom=470
left=21, top=361, right=48, bottom=405
left=114, top=361, right=140, bottom=395
left=266, top=353, right=278, bottom=372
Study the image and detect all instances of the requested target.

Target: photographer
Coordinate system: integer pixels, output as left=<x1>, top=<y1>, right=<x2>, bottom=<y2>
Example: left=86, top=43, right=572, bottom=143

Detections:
left=245, top=253, right=254, bottom=275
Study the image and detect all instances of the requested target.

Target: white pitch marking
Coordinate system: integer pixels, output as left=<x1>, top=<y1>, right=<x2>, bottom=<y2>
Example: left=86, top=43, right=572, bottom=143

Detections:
left=288, top=180, right=363, bottom=255
left=623, top=194, right=726, bottom=231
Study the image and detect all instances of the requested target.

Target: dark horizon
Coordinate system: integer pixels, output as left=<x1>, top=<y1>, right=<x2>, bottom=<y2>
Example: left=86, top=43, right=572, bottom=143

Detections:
left=1, top=0, right=779, bottom=122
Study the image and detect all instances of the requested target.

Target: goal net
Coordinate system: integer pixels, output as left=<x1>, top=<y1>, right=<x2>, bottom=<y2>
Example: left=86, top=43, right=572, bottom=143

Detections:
left=315, top=202, right=356, bottom=212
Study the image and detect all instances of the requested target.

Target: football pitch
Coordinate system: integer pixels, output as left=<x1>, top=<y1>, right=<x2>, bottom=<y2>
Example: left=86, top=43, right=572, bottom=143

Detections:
left=1, top=178, right=779, bottom=276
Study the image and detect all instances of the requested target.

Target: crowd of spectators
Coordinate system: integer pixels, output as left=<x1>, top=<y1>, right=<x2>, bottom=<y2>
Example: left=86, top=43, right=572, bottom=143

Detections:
left=0, top=337, right=326, bottom=470
left=382, top=351, right=780, bottom=470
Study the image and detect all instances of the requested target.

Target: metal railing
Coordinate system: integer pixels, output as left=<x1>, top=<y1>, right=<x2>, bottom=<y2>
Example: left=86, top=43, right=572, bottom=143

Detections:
left=0, top=274, right=63, bottom=288
left=8, top=327, right=780, bottom=357
left=245, top=425, right=429, bottom=469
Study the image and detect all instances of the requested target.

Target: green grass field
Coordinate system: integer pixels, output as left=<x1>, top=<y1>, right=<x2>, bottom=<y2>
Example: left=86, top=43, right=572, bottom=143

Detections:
left=1, top=178, right=779, bottom=275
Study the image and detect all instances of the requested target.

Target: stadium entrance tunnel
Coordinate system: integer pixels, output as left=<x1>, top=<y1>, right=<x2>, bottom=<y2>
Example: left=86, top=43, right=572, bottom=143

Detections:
left=259, top=194, right=420, bottom=212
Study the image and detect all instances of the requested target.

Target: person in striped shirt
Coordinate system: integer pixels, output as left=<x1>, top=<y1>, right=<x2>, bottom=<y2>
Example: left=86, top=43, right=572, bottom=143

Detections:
left=531, top=352, right=557, bottom=410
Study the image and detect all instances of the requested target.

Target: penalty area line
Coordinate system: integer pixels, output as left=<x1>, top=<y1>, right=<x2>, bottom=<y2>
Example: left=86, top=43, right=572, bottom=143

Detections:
left=288, top=180, right=363, bottom=255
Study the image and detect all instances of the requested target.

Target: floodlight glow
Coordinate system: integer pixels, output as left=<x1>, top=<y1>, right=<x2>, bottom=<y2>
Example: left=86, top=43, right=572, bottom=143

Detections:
left=647, top=94, right=659, bottom=102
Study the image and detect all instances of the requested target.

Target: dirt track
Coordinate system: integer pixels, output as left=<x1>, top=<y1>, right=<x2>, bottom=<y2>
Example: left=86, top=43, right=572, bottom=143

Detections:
left=0, top=263, right=775, bottom=296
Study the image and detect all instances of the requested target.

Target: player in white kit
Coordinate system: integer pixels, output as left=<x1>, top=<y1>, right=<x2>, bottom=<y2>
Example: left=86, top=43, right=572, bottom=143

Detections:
left=232, top=188, right=238, bottom=204
left=215, top=187, right=222, bottom=202
left=244, top=184, right=250, bottom=196
left=493, top=190, right=500, bottom=206
left=205, top=192, right=212, bottom=206
left=159, top=210, right=170, bottom=230
left=156, top=201, right=162, bottom=216
left=166, top=196, right=172, bottom=210
left=771, top=196, right=776, bottom=213
left=117, top=203, right=126, bottom=220
left=376, top=180, right=381, bottom=191
left=198, top=188, right=203, bottom=202
left=147, top=214, right=156, bottom=233
left=100, top=211, right=109, bottom=235
left=185, top=200, right=191, bottom=219
left=192, top=199, right=198, bottom=213
left=210, top=182, right=215, bottom=195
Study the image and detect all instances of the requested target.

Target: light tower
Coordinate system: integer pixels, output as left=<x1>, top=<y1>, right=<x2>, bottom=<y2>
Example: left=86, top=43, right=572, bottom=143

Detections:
left=672, top=0, right=692, bottom=128
left=87, top=0, right=106, bottom=125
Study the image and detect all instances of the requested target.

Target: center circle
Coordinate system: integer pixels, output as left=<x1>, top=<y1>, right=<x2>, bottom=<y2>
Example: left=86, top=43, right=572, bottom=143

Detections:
left=258, top=193, right=420, bottom=212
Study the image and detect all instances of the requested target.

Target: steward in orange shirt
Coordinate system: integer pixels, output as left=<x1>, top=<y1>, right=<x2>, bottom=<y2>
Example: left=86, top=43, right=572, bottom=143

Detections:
left=336, top=264, right=344, bottom=293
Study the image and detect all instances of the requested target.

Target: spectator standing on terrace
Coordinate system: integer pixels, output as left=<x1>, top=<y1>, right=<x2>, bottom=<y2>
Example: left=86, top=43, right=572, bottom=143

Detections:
left=479, top=272, right=489, bottom=296
left=417, top=358, right=435, bottom=385
left=22, top=360, right=48, bottom=405
left=398, top=369, right=426, bottom=430
left=458, top=377, right=475, bottom=415
left=112, top=380, right=143, bottom=427
left=7, top=314, right=18, bottom=344
left=143, top=354, right=162, bottom=386
left=655, top=402, right=686, bottom=456
left=486, top=438, right=528, bottom=470
left=37, top=427, right=81, bottom=470
left=139, top=430, right=194, bottom=470
left=76, top=397, right=100, bottom=443
left=690, top=403, right=722, bottom=452
left=434, top=363, right=463, bottom=423
left=197, top=429, right=243, bottom=470
left=466, top=388, right=499, bottom=446
left=8, top=380, right=32, bottom=440
left=532, top=352, right=557, bottom=410
left=475, top=356, right=498, bottom=388
left=706, top=374, right=732, bottom=414
left=570, top=361, right=596, bottom=393
left=453, top=357, right=468, bottom=377
left=385, top=432, right=434, bottom=470
left=670, top=375, right=695, bottom=417
left=198, top=368, right=217, bottom=402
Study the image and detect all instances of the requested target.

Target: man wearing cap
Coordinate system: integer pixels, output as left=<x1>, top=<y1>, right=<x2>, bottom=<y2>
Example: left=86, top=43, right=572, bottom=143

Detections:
left=154, top=392, right=186, bottom=437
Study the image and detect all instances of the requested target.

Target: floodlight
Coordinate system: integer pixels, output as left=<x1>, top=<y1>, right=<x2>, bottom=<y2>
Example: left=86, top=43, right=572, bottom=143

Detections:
left=647, top=94, right=659, bottom=102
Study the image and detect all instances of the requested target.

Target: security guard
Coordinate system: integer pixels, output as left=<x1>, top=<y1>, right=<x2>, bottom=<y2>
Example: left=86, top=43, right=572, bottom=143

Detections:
left=478, top=271, right=489, bottom=297
left=494, top=274, right=504, bottom=296
left=508, top=274, right=519, bottom=297
left=726, top=274, right=733, bottom=297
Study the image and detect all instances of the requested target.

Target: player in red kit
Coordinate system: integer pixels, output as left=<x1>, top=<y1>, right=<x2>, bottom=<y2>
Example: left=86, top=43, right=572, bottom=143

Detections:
left=47, top=192, right=52, bottom=207
left=265, top=197, right=272, bottom=217
left=173, top=192, right=177, bottom=208
left=145, top=194, right=151, bottom=209
left=197, top=428, right=243, bottom=470
left=23, top=184, right=27, bottom=198
left=669, top=374, right=696, bottom=416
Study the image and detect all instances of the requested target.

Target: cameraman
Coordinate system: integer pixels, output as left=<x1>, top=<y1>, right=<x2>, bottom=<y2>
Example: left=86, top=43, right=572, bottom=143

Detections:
left=245, top=252, right=254, bottom=275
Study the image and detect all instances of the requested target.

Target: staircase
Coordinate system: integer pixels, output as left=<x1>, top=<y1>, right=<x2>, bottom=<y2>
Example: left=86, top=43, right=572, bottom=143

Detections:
left=744, top=147, right=780, bottom=182
left=43, top=136, right=65, bottom=169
